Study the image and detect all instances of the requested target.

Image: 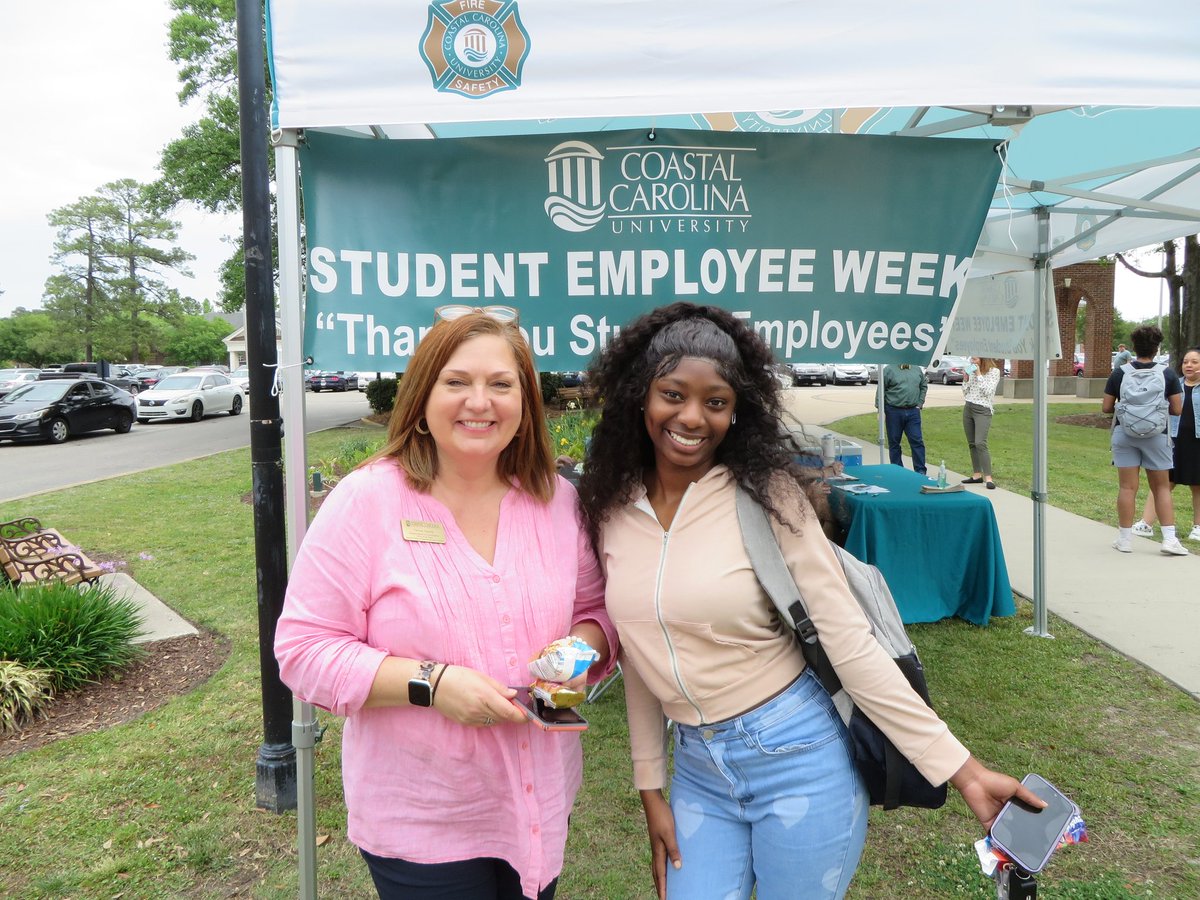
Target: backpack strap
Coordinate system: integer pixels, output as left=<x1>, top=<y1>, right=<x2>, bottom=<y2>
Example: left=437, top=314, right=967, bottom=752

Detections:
left=734, top=485, right=842, bottom=695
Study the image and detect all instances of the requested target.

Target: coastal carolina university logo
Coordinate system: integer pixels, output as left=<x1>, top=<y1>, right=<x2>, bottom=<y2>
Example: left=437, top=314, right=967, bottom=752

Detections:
left=544, top=141, right=607, bottom=232
left=420, top=1, right=530, bottom=99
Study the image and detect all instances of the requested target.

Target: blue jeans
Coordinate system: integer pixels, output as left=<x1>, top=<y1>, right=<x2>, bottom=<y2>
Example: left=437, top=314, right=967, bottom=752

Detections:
left=885, top=405, right=927, bottom=474
left=666, top=670, right=869, bottom=900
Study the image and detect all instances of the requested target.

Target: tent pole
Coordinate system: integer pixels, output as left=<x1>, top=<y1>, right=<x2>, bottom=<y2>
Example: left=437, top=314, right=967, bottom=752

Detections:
left=275, top=135, right=320, bottom=899
left=1027, top=207, right=1053, bottom=639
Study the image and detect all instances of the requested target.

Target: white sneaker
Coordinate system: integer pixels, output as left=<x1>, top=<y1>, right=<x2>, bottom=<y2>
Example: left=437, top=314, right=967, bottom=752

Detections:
left=1131, top=521, right=1154, bottom=538
left=1161, top=537, right=1190, bottom=556
left=1112, top=536, right=1133, bottom=553
left=1188, top=525, right=1200, bottom=542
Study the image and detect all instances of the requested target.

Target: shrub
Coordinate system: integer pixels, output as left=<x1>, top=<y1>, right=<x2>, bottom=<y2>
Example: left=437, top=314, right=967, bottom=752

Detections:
left=0, top=660, right=54, bottom=733
left=310, top=434, right=386, bottom=488
left=0, top=582, right=144, bottom=692
left=540, top=371, right=565, bottom=405
left=365, top=377, right=399, bottom=414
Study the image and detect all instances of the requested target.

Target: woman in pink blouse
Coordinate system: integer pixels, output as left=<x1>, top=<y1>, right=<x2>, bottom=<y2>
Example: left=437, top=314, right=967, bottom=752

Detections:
left=275, top=311, right=615, bottom=900
left=961, top=357, right=1003, bottom=489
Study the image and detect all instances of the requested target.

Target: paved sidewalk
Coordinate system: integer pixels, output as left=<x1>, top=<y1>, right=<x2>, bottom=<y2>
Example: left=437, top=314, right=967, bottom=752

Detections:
left=783, top=386, right=1200, bottom=700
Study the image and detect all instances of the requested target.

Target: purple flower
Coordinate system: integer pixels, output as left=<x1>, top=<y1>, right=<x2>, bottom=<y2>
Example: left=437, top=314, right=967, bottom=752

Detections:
left=139, top=552, right=154, bottom=561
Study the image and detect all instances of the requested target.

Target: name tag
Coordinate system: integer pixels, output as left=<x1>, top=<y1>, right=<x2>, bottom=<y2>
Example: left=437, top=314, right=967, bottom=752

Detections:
left=401, top=519, right=446, bottom=544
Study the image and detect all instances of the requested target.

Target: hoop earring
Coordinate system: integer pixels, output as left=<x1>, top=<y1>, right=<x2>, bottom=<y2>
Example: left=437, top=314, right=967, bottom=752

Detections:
left=414, top=418, right=430, bottom=435
left=731, top=412, right=737, bottom=425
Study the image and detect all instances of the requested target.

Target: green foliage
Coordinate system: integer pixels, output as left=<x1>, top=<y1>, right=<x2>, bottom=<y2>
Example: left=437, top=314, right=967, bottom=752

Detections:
left=42, top=180, right=194, bottom=362
left=540, top=370, right=565, bottom=404
left=310, top=435, right=385, bottom=488
left=549, top=407, right=599, bottom=459
left=365, top=376, right=399, bottom=414
left=0, top=660, right=54, bottom=734
left=0, top=311, right=79, bottom=367
left=163, top=314, right=235, bottom=365
left=0, top=582, right=145, bottom=692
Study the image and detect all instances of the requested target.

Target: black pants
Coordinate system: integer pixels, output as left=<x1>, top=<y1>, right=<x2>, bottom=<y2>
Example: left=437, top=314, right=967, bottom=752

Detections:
left=361, top=849, right=558, bottom=900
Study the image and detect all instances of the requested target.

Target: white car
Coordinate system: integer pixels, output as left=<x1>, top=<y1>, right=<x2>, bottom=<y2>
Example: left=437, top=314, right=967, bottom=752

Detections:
left=229, top=365, right=251, bottom=391
left=136, top=372, right=245, bottom=423
left=0, top=368, right=41, bottom=399
left=824, top=363, right=870, bottom=385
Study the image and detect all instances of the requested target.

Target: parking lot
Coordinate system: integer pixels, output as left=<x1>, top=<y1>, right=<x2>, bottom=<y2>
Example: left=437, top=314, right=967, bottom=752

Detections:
left=1, top=390, right=372, bottom=502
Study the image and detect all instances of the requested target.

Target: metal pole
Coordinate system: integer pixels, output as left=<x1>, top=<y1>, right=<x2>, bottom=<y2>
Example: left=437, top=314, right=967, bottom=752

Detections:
left=236, top=0, right=299, bottom=806
left=1027, top=207, right=1053, bottom=639
left=275, top=134, right=319, bottom=899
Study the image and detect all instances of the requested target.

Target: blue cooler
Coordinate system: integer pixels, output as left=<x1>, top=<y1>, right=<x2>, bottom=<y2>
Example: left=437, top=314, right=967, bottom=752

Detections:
left=795, top=438, right=863, bottom=468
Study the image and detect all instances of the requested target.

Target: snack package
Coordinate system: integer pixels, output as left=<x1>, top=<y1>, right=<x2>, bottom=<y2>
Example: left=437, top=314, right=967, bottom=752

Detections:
left=530, top=678, right=586, bottom=709
left=528, top=636, right=599, bottom=683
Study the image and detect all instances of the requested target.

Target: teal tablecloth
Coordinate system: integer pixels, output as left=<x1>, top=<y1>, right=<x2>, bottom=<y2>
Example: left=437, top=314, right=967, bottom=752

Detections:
left=829, top=465, right=1014, bottom=625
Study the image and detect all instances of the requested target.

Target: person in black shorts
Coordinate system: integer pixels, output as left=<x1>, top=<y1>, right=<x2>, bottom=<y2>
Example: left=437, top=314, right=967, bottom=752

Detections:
left=1133, top=345, right=1200, bottom=544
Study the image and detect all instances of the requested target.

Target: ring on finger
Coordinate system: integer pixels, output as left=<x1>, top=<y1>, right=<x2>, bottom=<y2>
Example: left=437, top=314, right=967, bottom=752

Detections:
left=483, top=715, right=494, bottom=726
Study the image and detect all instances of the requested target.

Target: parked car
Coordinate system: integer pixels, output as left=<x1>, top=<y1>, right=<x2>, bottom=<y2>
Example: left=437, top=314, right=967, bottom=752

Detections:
left=0, top=378, right=136, bottom=444
left=790, top=362, right=826, bottom=386
left=824, top=363, right=870, bottom=385
left=0, top=369, right=41, bottom=399
left=128, top=366, right=166, bottom=391
left=58, top=361, right=140, bottom=394
left=924, top=355, right=972, bottom=384
left=1073, top=354, right=1085, bottom=376
left=136, top=372, right=245, bottom=423
left=309, top=371, right=359, bottom=392
left=865, top=364, right=880, bottom=383
left=355, top=371, right=384, bottom=392
left=229, top=365, right=251, bottom=390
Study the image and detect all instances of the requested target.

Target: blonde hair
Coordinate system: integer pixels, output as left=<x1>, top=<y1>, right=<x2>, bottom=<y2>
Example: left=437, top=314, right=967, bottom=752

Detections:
left=367, top=315, right=556, bottom=502
left=978, top=357, right=999, bottom=376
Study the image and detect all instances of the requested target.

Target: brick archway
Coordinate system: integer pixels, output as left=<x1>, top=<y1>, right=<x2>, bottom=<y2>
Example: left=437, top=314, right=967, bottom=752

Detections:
left=1011, top=261, right=1114, bottom=379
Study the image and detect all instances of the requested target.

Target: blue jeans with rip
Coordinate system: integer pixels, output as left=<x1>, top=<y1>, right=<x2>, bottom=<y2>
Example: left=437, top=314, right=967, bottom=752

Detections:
left=665, top=670, right=869, bottom=900
left=884, top=404, right=927, bottom=474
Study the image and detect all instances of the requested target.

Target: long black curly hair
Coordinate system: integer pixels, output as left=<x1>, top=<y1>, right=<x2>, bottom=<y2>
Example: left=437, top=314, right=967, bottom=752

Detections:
left=577, top=302, right=820, bottom=547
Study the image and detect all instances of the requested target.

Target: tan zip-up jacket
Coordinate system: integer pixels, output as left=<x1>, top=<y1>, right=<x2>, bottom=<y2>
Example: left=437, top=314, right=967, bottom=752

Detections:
left=599, top=466, right=968, bottom=791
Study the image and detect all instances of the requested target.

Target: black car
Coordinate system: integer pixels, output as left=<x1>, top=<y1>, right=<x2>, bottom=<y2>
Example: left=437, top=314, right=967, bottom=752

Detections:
left=0, top=379, right=137, bottom=444
left=309, top=371, right=359, bottom=392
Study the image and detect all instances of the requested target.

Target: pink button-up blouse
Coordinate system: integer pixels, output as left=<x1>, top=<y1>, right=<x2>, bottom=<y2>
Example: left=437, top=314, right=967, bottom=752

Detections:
left=274, top=460, right=615, bottom=898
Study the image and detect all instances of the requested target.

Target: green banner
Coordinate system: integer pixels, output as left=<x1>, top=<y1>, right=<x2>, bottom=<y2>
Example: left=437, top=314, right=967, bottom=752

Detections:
left=300, top=129, right=1000, bottom=371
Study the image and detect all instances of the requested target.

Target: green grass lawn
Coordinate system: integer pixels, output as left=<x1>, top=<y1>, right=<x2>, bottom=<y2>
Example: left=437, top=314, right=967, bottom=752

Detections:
left=0, top=419, right=1197, bottom=898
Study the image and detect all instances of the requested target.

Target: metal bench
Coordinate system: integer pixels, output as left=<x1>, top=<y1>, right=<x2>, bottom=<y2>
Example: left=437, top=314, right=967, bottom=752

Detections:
left=0, top=519, right=104, bottom=587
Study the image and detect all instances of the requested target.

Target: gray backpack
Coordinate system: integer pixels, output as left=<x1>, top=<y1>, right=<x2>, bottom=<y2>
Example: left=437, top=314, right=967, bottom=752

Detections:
left=735, top=486, right=947, bottom=810
left=1115, top=363, right=1168, bottom=438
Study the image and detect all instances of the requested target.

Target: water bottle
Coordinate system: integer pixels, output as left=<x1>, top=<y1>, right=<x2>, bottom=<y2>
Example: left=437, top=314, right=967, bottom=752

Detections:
left=821, top=433, right=837, bottom=466
left=937, top=460, right=948, bottom=489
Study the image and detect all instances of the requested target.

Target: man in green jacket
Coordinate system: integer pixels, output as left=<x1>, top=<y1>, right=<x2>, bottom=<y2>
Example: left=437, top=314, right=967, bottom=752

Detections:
left=877, top=364, right=929, bottom=474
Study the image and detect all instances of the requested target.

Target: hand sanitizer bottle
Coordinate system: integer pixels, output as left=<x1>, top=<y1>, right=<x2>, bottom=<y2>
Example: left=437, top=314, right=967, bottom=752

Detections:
left=938, top=460, right=948, bottom=488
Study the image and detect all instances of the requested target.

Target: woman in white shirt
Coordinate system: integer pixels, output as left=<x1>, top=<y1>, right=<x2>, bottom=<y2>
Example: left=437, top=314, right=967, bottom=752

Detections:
left=961, top=357, right=1003, bottom=489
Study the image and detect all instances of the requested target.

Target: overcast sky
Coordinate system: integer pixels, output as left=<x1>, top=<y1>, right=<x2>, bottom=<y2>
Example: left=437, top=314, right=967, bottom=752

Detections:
left=0, top=1, right=1170, bottom=326
left=0, top=0, right=235, bottom=319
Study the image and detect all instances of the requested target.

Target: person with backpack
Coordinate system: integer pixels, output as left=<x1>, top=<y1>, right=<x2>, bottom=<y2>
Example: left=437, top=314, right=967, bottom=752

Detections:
left=1132, top=346, right=1200, bottom=543
left=1102, top=324, right=1187, bottom=555
left=577, top=303, right=1042, bottom=900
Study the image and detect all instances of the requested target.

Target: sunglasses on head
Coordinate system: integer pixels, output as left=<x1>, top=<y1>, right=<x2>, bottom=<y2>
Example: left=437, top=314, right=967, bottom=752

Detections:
left=433, top=305, right=520, bottom=326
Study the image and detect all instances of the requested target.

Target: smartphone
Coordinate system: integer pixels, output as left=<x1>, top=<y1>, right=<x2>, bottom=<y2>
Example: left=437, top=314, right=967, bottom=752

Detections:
left=989, top=774, right=1078, bottom=873
left=510, top=687, right=588, bottom=732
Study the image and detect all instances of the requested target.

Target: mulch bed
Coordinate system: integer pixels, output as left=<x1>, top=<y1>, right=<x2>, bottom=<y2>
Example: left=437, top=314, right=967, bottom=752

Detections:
left=0, top=629, right=230, bottom=759
left=1055, top=413, right=1114, bottom=429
